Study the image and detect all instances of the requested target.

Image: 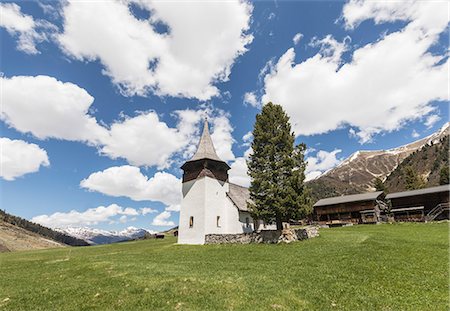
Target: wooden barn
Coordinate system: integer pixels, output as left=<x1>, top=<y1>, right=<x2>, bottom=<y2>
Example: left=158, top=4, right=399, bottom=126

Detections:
left=313, top=191, right=385, bottom=225
left=386, top=185, right=449, bottom=222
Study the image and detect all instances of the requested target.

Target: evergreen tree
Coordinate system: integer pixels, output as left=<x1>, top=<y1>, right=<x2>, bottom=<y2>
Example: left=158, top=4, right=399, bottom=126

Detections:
left=247, top=103, right=311, bottom=230
left=439, top=166, right=449, bottom=185
left=403, top=166, right=425, bottom=190
left=373, top=177, right=385, bottom=192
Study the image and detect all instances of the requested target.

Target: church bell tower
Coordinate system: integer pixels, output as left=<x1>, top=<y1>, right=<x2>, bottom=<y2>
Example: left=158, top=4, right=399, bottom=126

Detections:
left=178, top=119, right=231, bottom=244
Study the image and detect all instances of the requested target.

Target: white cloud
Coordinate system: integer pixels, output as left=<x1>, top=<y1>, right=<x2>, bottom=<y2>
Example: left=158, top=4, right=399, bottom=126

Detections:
left=210, top=114, right=235, bottom=162
left=1, top=75, right=108, bottom=144
left=0, top=3, right=55, bottom=54
left=31, top=204, right=139, bottom=228
left=151, top=210, right=175, bottom=227
left=100, top=112, right=185, bottom=168
left=58, top=0, right=253, bottom=100
left=305, top=149, right=342, bottom=181
left=411, top=130, right=420, bottom=138
left=165, top=204, right=180, bottom=212
left=101, top=108, right=234, bottom=168
left=0, top=137, right=49, bottom=181
left=140, top=207, right=157, bottom=215
left=292, top=32, right=303, bottom=45
left=1, top=74, right=235, bottom=169
left=229, top=156, right=250, bottom=187
left=80, top=165, right=181, bottom=208
left=243, top=92, right=260, bottom=108
left=262, top=0, right=448, bottom=143
left=424, top=114, right=441, bottom=128
left=242, top=131, right=253, bottom=146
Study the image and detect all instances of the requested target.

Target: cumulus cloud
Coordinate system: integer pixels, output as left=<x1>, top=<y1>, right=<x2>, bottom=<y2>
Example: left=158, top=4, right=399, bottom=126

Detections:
left=80, top=165, right=182, bottom=207
left=411, top=130, right=420, bottom=138
left=210, top=114, right=235, bottom=162
left=229, top=157, right=250, bottom=187
left=1, top=74, right=235, bottom=168
left=140, top=207, right=157, bottom=215
left=243, top=92, right=260, bottom=108
left=292, top=32, right=303, bottom=45
left=58, top=0, right=253, bottom=100
left=305, top=149, right=342, bottom=181
left=424, top=114, right=441, bottom=128
left=31, top=204, right=140, bottom=228
left=0, top=137, right=50, bottom=181
left=151, top=210, right=175, bottom=227
left=0, top=3, right=55, bottom=54
left=262, top=0, right=448, bottom=143
left=1, top=75, right=108, bottom=144
left=100, top=112, right=185, bottom=168
left=229, top=132, right=253, bottom=187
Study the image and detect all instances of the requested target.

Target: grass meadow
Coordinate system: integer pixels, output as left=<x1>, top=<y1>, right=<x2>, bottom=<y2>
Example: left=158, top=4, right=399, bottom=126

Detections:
left=0, top=222, right=448, bottom=310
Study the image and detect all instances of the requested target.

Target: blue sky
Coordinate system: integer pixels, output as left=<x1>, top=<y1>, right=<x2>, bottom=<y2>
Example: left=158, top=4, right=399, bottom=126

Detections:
left=1, top=0, right=448, bottom=232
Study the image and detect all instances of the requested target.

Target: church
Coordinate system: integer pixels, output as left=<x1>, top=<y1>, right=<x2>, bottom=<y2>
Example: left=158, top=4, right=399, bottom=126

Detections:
left=178, top=119, right=269, bottom=244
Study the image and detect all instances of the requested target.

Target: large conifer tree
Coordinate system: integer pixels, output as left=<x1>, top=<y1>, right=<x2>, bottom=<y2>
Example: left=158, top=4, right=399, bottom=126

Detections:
left=247, top=102, right=311, bottom=230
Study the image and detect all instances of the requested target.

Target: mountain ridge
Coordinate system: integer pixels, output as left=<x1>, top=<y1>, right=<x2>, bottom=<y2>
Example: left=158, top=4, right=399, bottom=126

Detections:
left=308, top=123, right=449, bottom=200
left=56, top=226, right=157, bottom=245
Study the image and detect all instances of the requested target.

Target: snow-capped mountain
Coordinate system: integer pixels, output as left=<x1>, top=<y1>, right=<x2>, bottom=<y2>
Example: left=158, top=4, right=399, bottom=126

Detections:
left=309, top=123, right=449, bottom=198
left=55, top=227, right=157, bottom=245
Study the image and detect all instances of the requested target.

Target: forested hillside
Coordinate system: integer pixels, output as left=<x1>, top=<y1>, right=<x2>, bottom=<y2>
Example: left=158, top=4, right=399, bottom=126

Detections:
left=0, top=210, right=89, bottom=246
left=384, top=135, right=449, bottom=192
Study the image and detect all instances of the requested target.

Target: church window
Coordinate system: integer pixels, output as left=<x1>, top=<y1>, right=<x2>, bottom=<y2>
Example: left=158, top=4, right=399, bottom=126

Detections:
left=245, top=217, right=250, bottom=228
left=216, top=216, right=221, bottom=227
left=189, top=216, right=194, bottom=228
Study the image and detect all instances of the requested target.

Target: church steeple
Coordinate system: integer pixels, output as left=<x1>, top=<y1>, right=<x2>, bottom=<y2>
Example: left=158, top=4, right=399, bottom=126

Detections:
left=181, top=118, right=230, bottom=183
left=189, top=118, right=223, bottom=162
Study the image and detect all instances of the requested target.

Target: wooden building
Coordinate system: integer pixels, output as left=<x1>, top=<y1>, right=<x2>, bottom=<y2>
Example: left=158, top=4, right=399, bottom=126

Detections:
left=313, top=191, right=385, bottom=225
left=386, top=185, right=449, bottom=222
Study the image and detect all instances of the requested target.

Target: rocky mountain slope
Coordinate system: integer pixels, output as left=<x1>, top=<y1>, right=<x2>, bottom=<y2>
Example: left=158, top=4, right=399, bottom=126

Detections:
left=0, top=220, right=64, bottom=252
left=308, top=123, right=449, bottom=200
left=56, top=227, right=155, bottom=245
left=384, top=135, right=449, bottom=192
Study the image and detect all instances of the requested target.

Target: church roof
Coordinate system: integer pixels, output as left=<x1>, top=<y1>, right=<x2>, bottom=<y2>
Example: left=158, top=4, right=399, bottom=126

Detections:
left=188, top=119, right=224, bottom=162
left=227, top=183, right=251, bottom=212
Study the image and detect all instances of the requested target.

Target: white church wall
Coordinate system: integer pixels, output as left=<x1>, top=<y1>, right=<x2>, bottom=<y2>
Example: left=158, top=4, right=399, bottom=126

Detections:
left=204, top=176, right=229, bottom=235
left=178, top=178, right=207, bottom=244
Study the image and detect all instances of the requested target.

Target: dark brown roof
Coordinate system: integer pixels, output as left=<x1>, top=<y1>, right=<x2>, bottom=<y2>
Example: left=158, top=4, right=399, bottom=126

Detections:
left=386, top=185, right=449, bottom=200
left=227, top=183, right=251, bottom=212
left=313, top=191, right=384, bottom=207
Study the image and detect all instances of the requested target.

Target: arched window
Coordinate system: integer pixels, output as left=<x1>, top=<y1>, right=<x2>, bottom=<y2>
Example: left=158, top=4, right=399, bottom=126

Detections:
left=216, top=216, right=221, bottom=227
left=189, top=216, right=194, bottom=228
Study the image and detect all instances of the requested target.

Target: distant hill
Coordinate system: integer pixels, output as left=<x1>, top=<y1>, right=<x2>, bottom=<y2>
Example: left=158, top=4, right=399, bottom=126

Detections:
left=0, top=220, right=64, bottom=252
left=384, top=135, right=449, bottom=192
left=0, top=209, right=89, bottom=251
left=308, top=123, right=449, bottom=201
left=56, top=227, right=156, bottom=245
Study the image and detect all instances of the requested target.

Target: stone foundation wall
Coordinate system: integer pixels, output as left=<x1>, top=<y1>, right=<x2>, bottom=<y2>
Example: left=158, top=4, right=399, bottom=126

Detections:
left=205, top=226, right=319, bottom=244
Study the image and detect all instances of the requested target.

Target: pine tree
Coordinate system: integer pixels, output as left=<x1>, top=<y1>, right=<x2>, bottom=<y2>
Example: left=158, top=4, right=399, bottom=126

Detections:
left=247, top=103, right=311, bottom=230
left=373, top=177, right=385, bottom=192
left=403, top=166, right=425, bottom=190
left=439, top=166, right=449, bottom=185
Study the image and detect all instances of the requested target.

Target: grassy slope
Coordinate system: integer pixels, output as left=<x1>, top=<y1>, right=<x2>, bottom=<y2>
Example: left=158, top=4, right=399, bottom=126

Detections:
left=0, top=220, right=64, bottom=252
left=0, top=223, right=448, bottom=311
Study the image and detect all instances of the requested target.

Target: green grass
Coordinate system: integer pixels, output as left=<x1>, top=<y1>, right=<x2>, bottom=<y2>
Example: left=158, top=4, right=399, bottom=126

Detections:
left=0, top=223, right=448, bottom=310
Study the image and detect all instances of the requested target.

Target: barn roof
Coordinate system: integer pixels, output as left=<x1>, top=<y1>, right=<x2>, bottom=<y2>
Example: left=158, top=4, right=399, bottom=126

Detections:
left=188, top=119, right=223, bottom=163
left=386, top=185, right=450, bottom=200
left=227, top=183, right=251, bottom=212
left=313, top=191, right=384, bottom=207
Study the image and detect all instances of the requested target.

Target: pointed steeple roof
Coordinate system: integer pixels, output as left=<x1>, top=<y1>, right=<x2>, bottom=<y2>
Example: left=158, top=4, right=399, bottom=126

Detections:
left=188, top=118, right=223, bottom=162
